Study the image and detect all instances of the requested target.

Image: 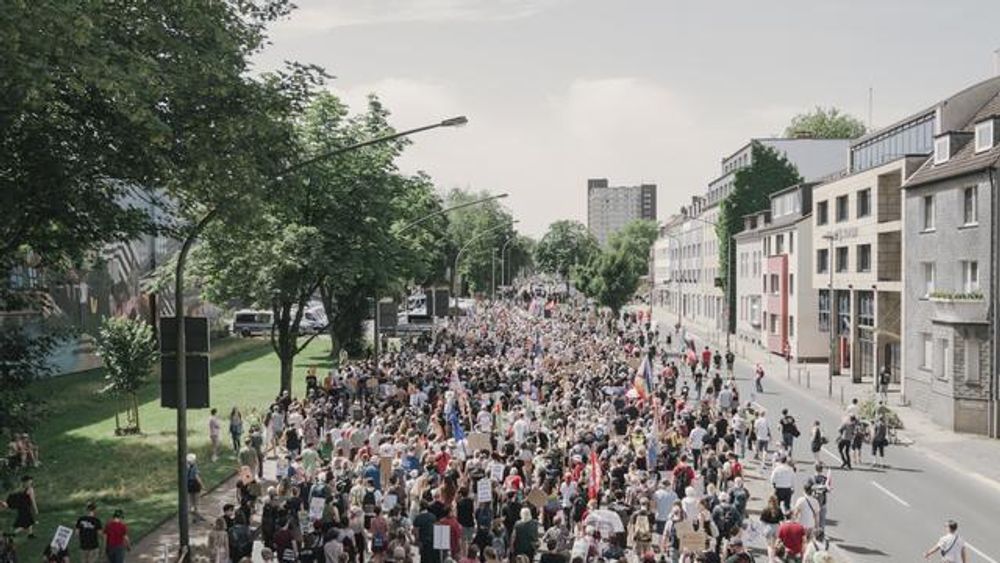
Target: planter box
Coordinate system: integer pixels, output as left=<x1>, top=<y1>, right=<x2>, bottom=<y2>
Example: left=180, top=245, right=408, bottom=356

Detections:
left=929, top=297, right=988, bottom=324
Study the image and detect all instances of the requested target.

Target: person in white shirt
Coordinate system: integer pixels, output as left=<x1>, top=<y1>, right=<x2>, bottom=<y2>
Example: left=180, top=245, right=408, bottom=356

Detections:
left=769, top=455, right=795, bottom=513
left=688, top=425, right=708, bottom=469
left=512, top=414, right=529, bottom=445
left=754, top=411, right=771, bottom=460
left=792, top=482, right=822, bottom=533
left=845, top=397, right=860, bottom=419
left=924, top=520, right=967, bottom=563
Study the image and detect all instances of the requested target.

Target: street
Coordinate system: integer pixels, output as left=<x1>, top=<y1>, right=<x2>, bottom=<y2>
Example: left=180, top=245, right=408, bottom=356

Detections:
left=714, top=339, right=1000, bottom=562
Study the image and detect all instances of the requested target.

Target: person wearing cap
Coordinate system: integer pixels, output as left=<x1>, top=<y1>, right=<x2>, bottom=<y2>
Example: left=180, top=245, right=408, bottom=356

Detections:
left=103, top=510, right=130, bottom=563
left=75, top=501, right=103, bottom=563
left=723, top=537, right=754, bottom=563
left=924, top=520, right=967, bottom=563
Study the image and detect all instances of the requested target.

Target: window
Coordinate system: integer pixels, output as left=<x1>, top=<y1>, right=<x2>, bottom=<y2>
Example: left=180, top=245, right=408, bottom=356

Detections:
left=789, top=232, right=794, bottom=254
left=920, top=333, right=933, bottom=370
left=922, top=195, right=935, bottom=230
left=789, top=273, right=794, bottom=295
left=775, top=234, right=784, bottom=255
left=857, top=244, right=872, bottom=272
left=857, top=189, right=871, bottom=218
left=835, top=195, right=849, bottom=222
left=975, top=120, right=994, bottom=153
left=963, top=186, right=978, bottom=225
left=770, top=274, right=780, bottom=295
left=817, top=201, right=829, bottom=225
left=835, top=247, right=849, bottom=272
left=788, top=315, right=795, bottom=338
left=962, top=260, right=979, bottom=292
left=966, top=336, right=982, bottom=383
left=934, top=135, right=950, bottom=165
left=858, top=291, right=874, bottom=326
left=938, top=338, right=951, bottom=379
left=818, top=290, right=831, bottom=331
left=769, top=314, right=778, bottom=335
left=817, top=249, right=829, bottom=273
left=922, top=262, right=936, bottom=297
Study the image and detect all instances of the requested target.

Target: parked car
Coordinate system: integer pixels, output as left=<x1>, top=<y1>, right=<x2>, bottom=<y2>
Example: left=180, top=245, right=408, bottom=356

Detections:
left=231, top=309, right=273, bottom=337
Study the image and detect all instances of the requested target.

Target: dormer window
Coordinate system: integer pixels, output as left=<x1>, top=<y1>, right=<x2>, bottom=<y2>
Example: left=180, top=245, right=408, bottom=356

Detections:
left=934, top=135, right=950, bottom=165
left=975, top=120, right=994, bottom=153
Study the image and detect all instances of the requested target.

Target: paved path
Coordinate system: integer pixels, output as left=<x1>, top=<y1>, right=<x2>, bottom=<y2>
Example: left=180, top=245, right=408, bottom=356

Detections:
left=659, top=311, right=1000, bottom=563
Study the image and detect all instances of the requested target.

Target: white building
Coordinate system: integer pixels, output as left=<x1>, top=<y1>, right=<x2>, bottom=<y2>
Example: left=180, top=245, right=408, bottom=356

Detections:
left=587, top=178, right=657, bottom=246
left=733, top=211, right=768, bottom=350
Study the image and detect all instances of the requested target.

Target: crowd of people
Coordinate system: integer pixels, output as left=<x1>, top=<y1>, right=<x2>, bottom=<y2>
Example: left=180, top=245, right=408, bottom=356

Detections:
left=168, top=287, right=847, bottom=563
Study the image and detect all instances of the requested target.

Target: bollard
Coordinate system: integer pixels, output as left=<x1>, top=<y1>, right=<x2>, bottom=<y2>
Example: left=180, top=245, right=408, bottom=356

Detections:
left=806, top=370, right=811, bottom=389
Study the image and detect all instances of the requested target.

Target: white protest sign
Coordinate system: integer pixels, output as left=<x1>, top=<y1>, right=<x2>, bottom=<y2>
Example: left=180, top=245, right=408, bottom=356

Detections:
left=50, top=525, right=73, bottom=551
left=490, top=463, right=505, bottom=481
left=308, top=497, right=325, bottom=521
left=476, top=479, right=492, bottom=503
left=433, top=524, right=451, bottom=551
left=383, top=494, right=398, bottom=511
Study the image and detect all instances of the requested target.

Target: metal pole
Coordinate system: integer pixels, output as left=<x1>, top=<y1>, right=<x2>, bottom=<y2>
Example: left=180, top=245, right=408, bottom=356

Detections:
left=491, top=249, right=496, bottom=300
left=827, top=235, right=836, bottom=397
left=373, top=292, right=380, bottom=365
left=727, top=234, right=733, bottom=351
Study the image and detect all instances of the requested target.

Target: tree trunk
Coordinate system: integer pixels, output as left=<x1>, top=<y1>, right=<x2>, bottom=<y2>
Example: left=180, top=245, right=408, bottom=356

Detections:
left=319, top=285, right=339, bottom=358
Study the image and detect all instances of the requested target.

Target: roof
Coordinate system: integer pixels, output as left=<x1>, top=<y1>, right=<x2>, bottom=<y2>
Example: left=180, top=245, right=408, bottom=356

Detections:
left=904, top=91, right=1000, bottom=188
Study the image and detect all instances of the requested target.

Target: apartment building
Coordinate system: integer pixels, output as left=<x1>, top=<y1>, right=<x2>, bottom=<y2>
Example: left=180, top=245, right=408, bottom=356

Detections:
left=657, top=138, right=850, bottom=346
left=586, top=178, right=657, bottom=246
left=901, top=83, right=1000, bottom=435
left=733, top=211, right=768, bottom=349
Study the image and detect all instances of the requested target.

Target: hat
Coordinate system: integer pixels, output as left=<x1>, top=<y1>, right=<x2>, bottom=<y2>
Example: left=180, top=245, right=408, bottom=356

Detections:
left=186, top=453, right=197, bottom=463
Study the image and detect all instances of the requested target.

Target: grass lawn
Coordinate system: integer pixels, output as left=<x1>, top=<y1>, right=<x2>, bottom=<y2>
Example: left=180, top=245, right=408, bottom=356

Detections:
left=0, top=335, right=336, bottom=558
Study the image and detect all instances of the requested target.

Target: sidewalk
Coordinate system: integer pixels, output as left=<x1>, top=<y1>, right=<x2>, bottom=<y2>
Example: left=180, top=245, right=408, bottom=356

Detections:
left=652, top=306, right=1000, bottom=495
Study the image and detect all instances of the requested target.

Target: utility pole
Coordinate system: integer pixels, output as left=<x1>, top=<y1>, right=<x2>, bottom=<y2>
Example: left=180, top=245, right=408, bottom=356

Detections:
left=824, top=233, right=838, bottom=397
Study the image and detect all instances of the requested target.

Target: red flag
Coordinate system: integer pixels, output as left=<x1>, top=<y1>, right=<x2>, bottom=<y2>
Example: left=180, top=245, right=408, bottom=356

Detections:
left=587, top=451, right=602, bottom=500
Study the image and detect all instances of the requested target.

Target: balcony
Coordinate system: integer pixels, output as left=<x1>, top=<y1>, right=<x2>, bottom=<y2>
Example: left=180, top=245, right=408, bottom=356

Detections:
left=929, top=292, right=988, bottom=325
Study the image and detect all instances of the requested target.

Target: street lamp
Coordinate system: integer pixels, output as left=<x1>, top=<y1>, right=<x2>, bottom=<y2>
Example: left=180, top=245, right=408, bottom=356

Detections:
left=499, top=236, right=516, bottom=289
left=171, top=114, right=468, bottom=558
left=452, top=221, right=519, bottom=317
left=822, top=233, right=838, bottom=397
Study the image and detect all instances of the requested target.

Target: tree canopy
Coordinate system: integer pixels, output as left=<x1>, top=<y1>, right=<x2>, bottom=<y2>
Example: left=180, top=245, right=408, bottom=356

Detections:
left=717, top=142, right=802, bottom=332
left=574, top=219, right=658, bottom=313
left=534, top=220, right=599, bottom=280
left=784, top=107, right=866, bottom=139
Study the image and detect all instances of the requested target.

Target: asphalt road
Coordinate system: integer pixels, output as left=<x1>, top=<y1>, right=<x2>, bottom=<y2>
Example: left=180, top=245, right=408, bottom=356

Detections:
left=716, top=348, right=1000, bottom=562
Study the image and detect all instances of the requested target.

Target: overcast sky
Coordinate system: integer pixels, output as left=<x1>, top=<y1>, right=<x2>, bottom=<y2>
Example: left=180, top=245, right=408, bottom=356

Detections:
left=254, top=0, right=1000, bottom=237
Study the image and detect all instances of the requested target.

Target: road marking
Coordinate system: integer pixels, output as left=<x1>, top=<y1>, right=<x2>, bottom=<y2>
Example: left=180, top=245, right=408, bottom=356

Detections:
left=821, top=446, right=842, bottom=464
left=966, top=543, right=998, bottom=563
left=871, top=481, right=910, bottom=507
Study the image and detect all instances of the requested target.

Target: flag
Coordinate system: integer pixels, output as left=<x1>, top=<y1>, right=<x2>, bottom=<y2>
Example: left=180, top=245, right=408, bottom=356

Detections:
left=587, top=451, right=602, bottom=500
left=633, top=354, right=653, bottom=400
left=449, top=409, right=466, bottom=442
left=646, top=439, right=657, bottom=469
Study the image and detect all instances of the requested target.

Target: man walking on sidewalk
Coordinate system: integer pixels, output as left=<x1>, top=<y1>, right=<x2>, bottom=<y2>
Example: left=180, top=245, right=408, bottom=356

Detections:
left=770, top=455, right=795, bottom=513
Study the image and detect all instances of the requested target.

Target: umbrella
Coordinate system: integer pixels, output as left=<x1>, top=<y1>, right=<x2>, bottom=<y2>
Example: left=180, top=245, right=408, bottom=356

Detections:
left=585, top=509, right=625, bottom=535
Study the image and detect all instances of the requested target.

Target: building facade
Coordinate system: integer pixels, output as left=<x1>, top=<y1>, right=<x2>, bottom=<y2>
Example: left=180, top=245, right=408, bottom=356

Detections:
left=901, top=87, right=1000, bottom=435
left=733, top=211, right=768, bottom=350
left=657, top=138, right=850, bottom=347
left=586, top=178, right=657, bottom=246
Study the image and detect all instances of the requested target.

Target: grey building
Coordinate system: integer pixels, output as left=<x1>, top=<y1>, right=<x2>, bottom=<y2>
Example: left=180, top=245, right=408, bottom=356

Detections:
left=586, top=178, right=657, bottom=245
left=902, top=83, right=1000, bottom=436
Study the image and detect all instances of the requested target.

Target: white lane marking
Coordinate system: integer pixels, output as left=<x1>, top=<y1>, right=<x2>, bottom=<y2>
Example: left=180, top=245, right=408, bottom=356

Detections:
left=967, top=542, right=999, bottom=563
left=871, top=481, right=910, bottom=507
left=821, top=446, right=842, bottom=464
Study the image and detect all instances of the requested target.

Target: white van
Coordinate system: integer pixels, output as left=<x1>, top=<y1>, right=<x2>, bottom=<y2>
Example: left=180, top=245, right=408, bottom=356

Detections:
left=231, top=309, right=273, bottom=337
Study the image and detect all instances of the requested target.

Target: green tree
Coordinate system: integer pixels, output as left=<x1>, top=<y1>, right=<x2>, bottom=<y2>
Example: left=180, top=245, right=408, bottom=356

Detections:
left=784, top=107, right=866, bottom=139
left=444, top=189, right=517, bottom=296
left=96, top=317, right=158, bottom=435
left=0, top=325, right=64, bottom=444
left=575, top=219, right=658, bottom=313
left=534, top=220, right=599, bottom=285
left=717, top=142, right=802, bottom=333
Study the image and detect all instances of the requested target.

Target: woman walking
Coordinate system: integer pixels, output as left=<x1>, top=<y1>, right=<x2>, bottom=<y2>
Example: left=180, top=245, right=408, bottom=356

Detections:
left=229, top=407, right=244, bottom=453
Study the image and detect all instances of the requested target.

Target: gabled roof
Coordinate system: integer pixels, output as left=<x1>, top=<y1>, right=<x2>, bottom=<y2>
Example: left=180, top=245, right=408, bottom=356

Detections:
left=905, top=91, right=1000, bottom=188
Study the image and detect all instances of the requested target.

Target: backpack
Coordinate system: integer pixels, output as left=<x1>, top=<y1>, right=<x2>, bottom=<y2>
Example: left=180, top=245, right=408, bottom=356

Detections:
left=633, top=513, right=652, bottom=543
left=362, top=490, right=377, bottom=514
left=372, top=529, right=387, bottom=550
left=674, top=466, right=692, bottom=493
left=228, top=525, right=253, bottom=559
left=186, top=466, right=202, bottom=494
left=719, top=505, right=740, bottom=537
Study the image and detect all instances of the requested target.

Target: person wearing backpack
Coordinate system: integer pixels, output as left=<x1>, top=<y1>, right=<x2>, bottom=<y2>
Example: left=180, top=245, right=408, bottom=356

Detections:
left=628, top=500, right=654, bottom=555
left=672, top=455, right=696, bottom=498
left=186, top=454, right=205, bottom=523
left=369, top=506, right=389, bottom=563
left=711, top=493, right=741, bottom=543
left=227, top=512, right=255, bottom=563
left=724, top=537, right=755, bottom=562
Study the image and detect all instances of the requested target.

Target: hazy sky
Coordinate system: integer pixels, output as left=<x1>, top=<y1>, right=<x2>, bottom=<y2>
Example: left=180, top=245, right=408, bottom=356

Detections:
left=254, top=0, right=1000, bottom=237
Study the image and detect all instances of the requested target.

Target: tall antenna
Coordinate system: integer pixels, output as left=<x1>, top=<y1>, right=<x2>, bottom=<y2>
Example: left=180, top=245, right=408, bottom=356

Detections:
left=868, top=86, right=874, bottom=131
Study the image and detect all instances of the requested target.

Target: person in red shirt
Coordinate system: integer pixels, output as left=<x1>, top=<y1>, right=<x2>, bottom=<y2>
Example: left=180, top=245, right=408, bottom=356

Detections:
left=103, top=510, right=130, bottom=563
left=701, top=347, right=711, bottom=369
left=437, top=506, right=463, bottom=555
left=777, top=519, right=807, bottom=557
left=435, top=445, right=452, bottom=475
left=671, top=454, right=696, bottom=498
